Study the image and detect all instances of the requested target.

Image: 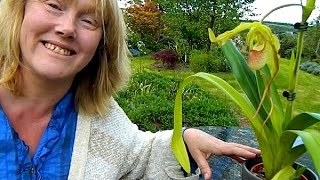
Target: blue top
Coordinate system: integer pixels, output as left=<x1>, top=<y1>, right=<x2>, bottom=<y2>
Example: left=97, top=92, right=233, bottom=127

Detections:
left=0, top=91, right=77, bottom=179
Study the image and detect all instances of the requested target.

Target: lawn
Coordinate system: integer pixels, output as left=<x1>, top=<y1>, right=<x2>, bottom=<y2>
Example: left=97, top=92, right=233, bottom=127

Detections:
left=131, top=56, right=320, bottom=116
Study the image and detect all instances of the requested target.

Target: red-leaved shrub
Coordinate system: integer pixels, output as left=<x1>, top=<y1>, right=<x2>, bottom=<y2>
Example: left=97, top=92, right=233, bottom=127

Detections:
left=152, top=49, right=179, bottom=69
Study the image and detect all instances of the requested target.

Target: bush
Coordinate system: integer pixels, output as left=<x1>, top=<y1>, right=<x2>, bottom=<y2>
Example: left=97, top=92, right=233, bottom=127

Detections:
left=189, top=48, right=229, bottom=73
left=152, top=49, right=179, bottom=69
left=208, top=47, right=229, bottom=72
left=278, top=33, right=296, bottom=58
left=189, top=50, right=209, bottom=72
left=299, top=61, right=320, bottom=76
left=312, top=66, right=320, bottom=76
left=312, top=58, right=320, bottom=64
left=115, top=72, right=238, bottom=132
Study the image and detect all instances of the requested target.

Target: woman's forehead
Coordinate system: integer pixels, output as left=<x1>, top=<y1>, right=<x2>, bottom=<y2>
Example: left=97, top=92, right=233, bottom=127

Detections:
left=54, top=0, right=102, bottom=12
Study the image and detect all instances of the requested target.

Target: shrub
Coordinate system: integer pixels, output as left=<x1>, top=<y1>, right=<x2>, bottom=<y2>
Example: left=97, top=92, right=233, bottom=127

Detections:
left=312, top=66, right=320, bottom=76
left=152, top=49, right=179, bottom=69
left=278, top=33, right=296, bottom=58
left=189, top=48, right=229, bottom=73
left=115, top=72, right=238, bottom=132
left=189, top=50, right=209, bottom=72
left=299, top=61, right=320, bottom=76
left=208, top=47, right=229, bottom=72
left=312, top=58, right=320, bottom=64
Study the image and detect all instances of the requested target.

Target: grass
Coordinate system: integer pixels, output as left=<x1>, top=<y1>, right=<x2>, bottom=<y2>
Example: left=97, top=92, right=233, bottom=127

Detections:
left=275, top=59, right=320, bottom=115
left=131, top=56, right=320, bottom=117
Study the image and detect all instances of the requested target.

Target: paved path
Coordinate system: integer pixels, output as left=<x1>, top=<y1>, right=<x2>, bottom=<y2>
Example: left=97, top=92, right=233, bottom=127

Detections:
left=197, top=126, right=317, bottom=180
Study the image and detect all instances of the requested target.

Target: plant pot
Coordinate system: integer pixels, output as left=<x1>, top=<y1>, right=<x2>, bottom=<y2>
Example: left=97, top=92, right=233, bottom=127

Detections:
left=241, top=157, right=319, bottom=180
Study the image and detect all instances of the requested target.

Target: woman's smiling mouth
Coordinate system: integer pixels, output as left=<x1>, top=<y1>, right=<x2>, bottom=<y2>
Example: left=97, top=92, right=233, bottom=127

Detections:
left=44, top=42, right=74, bottom=56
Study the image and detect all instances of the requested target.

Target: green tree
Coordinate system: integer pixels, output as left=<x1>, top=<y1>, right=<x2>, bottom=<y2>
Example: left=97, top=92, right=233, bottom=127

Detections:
left=303, top=15, right=320, bottom=59
left=154, top=0, right=256, bottom=51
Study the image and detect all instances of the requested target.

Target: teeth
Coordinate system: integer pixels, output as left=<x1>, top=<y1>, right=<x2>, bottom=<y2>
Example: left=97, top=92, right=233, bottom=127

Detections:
left=44, top=42, right=72, bottom=56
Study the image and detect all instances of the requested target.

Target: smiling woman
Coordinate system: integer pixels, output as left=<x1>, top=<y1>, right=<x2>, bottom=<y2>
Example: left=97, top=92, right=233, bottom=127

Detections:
left=0, top=0, right=260, bottom=179
left=19, top=0, right=102, bottom=83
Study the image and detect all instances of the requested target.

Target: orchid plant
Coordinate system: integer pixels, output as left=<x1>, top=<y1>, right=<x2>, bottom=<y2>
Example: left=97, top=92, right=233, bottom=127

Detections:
left=171, top=0, right=320, bottom=179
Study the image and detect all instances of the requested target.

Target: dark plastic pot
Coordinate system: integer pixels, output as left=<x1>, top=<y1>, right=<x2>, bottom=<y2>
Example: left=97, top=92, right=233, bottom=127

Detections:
left=241, top=157, right=319, bottom=180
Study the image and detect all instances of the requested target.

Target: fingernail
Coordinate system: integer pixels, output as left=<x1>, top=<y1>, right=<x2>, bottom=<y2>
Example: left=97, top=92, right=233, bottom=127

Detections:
left=204, top=173, right=209, bottom=180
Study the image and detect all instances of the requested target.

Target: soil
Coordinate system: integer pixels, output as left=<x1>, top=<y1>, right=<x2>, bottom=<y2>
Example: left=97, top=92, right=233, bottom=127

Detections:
left=250, top=163, right=308, bottom=180
left=250, top=163, right=267, bottom=180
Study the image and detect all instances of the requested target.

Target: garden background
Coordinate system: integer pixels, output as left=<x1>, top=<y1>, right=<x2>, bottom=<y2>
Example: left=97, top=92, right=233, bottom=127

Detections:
left=115, top=0, right=320, bottom=132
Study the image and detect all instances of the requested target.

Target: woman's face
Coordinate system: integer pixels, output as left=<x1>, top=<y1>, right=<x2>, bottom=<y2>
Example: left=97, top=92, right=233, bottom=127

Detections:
left=19, top=0, right=103, bottom=82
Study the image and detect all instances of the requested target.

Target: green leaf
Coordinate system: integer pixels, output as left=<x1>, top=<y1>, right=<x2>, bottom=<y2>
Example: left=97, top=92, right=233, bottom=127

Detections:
left=271, top=166, right=295, bottom=180
left=221, top=40, right=266, bottom=118
left=171, top=72, right=269, bottom=174
left=282, top=144, right=306, bottom=169
left=190, top=72, right=280, bottom=178
left=190, top=72, right=264, bottom=131
left=171, top=76, right=195, bottom=174
left=258, top=66, right=284, bottom=133
left=288, top=129, right=320, bottom=175
left=287, top=113, right=320, bottom=130
left=278, top=113, right=320, bottom=170
left=303, top=0, right=316, bottom=22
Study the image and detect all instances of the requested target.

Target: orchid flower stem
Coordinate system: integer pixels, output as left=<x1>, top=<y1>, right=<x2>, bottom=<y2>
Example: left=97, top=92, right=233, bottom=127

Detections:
left=260, top=4, right=303, bottom=22
left=284, top=29, right=305, bottom=127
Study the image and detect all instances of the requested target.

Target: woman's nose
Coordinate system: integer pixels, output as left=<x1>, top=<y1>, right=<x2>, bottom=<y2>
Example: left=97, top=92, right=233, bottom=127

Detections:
left=55, top=14, right=77, bottom=39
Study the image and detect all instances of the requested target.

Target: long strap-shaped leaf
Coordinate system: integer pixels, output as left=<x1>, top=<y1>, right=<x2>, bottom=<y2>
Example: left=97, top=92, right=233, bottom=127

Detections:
left=275, top=113, right=320, bottom=178
left=221, top=40, right=267, bottom=119
left=288, top=129, right=320, bottom=176
left=279, top=113, right=320, bottom=175
left=171, top=72, right=268, bottom=174
left=171, top=76, right=195, bottom=174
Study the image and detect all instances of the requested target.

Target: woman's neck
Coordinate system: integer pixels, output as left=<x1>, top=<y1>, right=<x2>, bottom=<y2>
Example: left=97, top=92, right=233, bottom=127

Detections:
left=0, top=78, right=73, bottom=157
left=0, top=73, right=73, bottom=123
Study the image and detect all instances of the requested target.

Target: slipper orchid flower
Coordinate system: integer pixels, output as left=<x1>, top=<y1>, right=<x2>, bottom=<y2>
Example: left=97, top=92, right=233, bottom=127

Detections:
left=208, top=22, right=280, bottom=71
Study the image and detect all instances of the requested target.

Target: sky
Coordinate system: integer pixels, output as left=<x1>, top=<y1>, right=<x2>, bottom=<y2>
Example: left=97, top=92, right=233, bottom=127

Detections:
left=118, top=0, right=320, bottom=24
left=249, top=0, right=320, bottom=23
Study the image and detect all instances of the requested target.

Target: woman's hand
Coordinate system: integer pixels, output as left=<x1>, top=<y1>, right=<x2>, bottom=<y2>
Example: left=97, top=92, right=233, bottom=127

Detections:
left=183, top=128, right=261, bottom=180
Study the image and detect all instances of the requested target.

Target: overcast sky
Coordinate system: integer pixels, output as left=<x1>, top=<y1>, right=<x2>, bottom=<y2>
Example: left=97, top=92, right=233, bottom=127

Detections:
left=249, top=0, right=320, bottom=23
left=118, top=0, right=320, bottom=24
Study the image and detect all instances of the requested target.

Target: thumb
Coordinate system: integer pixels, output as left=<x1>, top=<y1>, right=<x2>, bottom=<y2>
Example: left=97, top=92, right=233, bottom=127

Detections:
left=195, top=156, right=211, bottom=180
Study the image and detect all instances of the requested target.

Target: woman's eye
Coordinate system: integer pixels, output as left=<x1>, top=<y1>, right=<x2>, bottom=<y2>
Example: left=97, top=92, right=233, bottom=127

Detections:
left=48, top=3, right=61, bottom=10
left=83, top=19, right=94, bottom=25
left=81, top=18, right=99, bottom=28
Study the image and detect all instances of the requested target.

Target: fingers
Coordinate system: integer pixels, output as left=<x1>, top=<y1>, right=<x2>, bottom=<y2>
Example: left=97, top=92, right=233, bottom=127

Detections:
left=194, top=155, right=212, bottom=180
left=229, top=143, right=261, bottom=155
left=229, top=155, right=246, bottom=163
left=223, top=143, right=261, bottom=163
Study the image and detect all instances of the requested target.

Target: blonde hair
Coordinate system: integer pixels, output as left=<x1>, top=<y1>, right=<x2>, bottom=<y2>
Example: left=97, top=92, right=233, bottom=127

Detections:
left=0, top=0, right=131, bottom=116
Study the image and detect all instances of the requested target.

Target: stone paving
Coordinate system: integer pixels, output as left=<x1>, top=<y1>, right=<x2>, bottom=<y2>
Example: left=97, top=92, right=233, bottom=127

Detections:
left=197, top=126, right=316, bottom=180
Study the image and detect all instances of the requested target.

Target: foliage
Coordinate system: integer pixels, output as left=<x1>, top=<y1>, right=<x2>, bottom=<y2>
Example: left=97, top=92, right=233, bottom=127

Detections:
left=125, top=0, right=162, bottom=51
left=278, top=33, right=297, bottom=58
left=131, top=56, right=320, bottom=115
left=299, top=61, right=320, bottom=76
left=154, top=0, right=256, bottom=52
left=171, top=1, right=320, bottom=179
left=189, top=48, right=229, bottom=73
left=313, top=58, right=320, bottom=63
left=127, top=27, right=142, bottom=50
left=189, top=50, right=208, bottom=72
left=152, top=49, right=179, bottom=69
left=115, top=72, right=238, bottom=132
left=303, top=24, right=320, bottom=59
left=312, top=66, right=320, bottom=76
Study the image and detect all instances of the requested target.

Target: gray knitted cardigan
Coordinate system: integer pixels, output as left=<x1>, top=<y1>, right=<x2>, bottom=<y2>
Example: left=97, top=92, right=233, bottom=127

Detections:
left=68, top=98, right=200, bottom=179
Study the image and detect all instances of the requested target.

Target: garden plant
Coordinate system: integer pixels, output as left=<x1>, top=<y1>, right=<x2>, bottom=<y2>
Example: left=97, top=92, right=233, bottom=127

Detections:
left=171, top=0, right=320, bottom=179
